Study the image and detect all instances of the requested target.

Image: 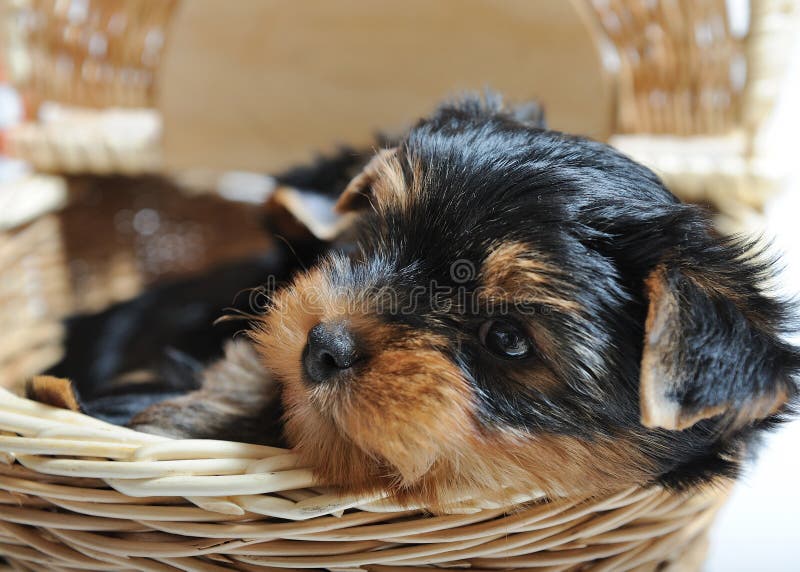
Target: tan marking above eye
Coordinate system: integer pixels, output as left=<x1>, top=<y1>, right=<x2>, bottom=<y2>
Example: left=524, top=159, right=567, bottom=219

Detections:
left=479, top=242, right=581, bottom=314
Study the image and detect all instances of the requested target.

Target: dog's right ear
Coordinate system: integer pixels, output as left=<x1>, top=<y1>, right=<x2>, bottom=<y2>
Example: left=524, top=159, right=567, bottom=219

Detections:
left=639, top=248, right=799, bottom=431
left=267, top=147, right=376, bottom=242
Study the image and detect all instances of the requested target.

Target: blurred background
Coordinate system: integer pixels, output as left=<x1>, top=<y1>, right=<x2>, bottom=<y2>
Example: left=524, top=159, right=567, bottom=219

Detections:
left=0, top=1, right=798, bottom=570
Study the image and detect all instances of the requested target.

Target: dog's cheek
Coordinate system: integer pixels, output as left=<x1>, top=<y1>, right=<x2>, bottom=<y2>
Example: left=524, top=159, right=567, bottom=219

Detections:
left=336, top=348, right=476, bottom=485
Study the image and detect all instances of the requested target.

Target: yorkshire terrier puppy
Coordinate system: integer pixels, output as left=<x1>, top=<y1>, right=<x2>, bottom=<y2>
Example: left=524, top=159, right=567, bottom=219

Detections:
left=45, top=94, right=800, bottom=507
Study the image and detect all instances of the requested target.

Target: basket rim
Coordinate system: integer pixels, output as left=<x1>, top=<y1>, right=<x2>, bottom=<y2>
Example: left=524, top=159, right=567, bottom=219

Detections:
left=0, top=385, right=733, bottom=569
left=0, top=385, right=558, bottom=518
left=0, top=386, right=732, bottom=518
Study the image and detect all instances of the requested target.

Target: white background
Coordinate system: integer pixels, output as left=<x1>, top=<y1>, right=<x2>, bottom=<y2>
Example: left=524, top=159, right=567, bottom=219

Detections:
left=706, top=17, right=800, bottom=571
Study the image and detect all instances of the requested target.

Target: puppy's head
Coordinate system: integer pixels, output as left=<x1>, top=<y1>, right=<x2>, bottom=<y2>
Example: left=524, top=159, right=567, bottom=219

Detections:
left=254, top=94, right=799, bottom=505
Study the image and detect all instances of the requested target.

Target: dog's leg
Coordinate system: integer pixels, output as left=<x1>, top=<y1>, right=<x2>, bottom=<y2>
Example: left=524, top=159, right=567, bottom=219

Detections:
left=129, top=340, right=285, bottom=446
left=26, top=376, right=82, bottom=411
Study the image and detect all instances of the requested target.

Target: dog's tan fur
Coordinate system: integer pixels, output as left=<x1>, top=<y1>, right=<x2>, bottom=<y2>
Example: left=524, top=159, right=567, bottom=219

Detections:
left=26, top=376, right=81, bottom=411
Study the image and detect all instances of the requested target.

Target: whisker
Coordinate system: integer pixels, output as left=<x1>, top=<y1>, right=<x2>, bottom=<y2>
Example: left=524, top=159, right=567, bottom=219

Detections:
left=274, top=234, right=309, bottom=272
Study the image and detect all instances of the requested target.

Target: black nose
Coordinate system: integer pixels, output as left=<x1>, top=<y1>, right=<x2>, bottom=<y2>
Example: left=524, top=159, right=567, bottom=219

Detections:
left=303, top=321, right=359, bottom=384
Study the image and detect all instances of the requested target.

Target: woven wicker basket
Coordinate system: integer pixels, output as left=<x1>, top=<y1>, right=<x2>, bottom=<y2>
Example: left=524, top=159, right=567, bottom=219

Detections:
left=0, top=186, right=735, bottom=571
left=7, top=0, right=177, bottom=110
left=597, top=0, right=800, bottom=218
left=0, top=1, right=783, bottom=569
left=0, top=383, right=731, bottom=571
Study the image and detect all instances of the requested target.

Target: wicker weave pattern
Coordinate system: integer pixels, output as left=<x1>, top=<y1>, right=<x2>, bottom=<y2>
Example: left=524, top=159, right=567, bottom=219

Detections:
left=591, top=0, right=744, bottom=135
left=6, top=107, right=162, bottom=174
left=0, top=387, right=728, bottom=571
left=0, top=215, right=69, bottom=389
left=10, top=0, right=177, bottom=109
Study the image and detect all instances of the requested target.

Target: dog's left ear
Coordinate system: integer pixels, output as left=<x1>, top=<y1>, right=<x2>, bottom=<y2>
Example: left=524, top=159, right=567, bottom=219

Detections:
left=640, top=255, right=798, bottom=431
left=335, top=148, right=403, bottom=214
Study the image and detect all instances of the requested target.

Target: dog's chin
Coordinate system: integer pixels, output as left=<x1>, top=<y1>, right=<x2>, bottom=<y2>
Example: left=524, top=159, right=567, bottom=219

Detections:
left=282, top=392, right=394, bottom=492
left=281, top=403, right=488, bottom=511
left=279, top=369, right=473, bottom=498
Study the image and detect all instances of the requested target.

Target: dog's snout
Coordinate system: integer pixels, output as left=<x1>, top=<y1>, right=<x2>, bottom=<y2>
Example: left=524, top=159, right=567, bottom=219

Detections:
left=303, top=321, right=359, bottom=384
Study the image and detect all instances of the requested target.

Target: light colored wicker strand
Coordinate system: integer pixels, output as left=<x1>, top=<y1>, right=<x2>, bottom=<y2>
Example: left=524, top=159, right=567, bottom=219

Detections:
left=0, top=386, right=730, bottom=570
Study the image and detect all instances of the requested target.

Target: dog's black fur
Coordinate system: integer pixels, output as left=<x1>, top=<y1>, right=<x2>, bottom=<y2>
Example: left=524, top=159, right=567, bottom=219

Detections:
left=45, top=254, right=287, bottom=424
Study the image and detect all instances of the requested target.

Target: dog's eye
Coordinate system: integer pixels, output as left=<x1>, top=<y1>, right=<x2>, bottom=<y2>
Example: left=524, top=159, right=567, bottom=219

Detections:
left=479, top=319, right=531, bottom=359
